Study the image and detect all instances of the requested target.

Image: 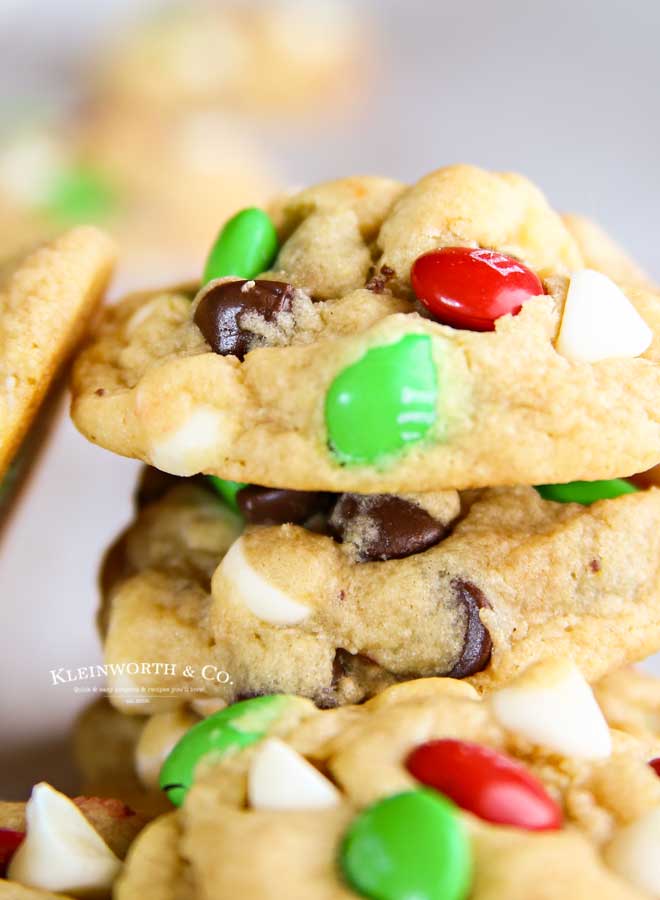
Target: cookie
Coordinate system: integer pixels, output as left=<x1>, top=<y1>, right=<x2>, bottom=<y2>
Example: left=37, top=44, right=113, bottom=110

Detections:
left=114, top=661, right=660, bottom=899
left=0, top=783, right=146, bottom=898
left=95, top=1, right=366, bottom=118
left=0, top=114, right=277, bottom=291
left=71, top=165, right=660, bottom=492
left=0, top=227, right=115, bottom=485
left=98, top=471, right=660, bottom=712
left=562, top=213, right=653, bottom=288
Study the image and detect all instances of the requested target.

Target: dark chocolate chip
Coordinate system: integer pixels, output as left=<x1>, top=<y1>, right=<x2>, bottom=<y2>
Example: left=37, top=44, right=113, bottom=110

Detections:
left=446, top=579, right=492, bottom=678
left=236, top=485, right=331, bottom=525
left=194, top=279, right=294, bottom=361
left=134, top=466, right=181, bottom=509
left=328, top=493, right=446, bottom=561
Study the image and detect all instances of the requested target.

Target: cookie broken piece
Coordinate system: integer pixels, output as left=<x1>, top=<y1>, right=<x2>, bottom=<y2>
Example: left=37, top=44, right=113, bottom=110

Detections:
left=0, top=227, right=115, bottom=483
left=112, top=667, right=660, bottom=899
left=71, top=165, right=660, bottom=491
left=99, top=476, right=660, bottom=711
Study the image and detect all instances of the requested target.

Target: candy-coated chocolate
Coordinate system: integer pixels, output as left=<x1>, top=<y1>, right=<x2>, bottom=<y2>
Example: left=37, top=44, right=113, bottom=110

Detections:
left=325, top=335, right=438, bottom=465
left=207, top=477, right=248, bottom=512
left=407, top=739, right=562, bottom=831
left=340, top=790, right=471, bottom=900
left=411, top=247, right=543, bottom=331
left=160, top=695, right=291, bottom=806
left=0, top=829, right=24, bottom=877
left=203, top=207, right=278, bottom=284
left=44, top=166, right=117, bottom=225
left=649, top=758, right=660, bottom=777
left=536, top=479, right=637, bottom=505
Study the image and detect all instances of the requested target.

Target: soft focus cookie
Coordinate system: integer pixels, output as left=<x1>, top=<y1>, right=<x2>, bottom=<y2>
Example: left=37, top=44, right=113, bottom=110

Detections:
left=95, top=0, right=366, bottom=118
left=71, top=165, right=660, bottom=491
left=563, top=213, right=653, bottom=288
left=0, top=227, right=115, bottom=483
left=0, top=116, right=276, bottom=292
left=114, top=662, right=660, bottom=899
left=0, top=783, right=145, bottom=898
left=98, top=471, right=660, bottom=712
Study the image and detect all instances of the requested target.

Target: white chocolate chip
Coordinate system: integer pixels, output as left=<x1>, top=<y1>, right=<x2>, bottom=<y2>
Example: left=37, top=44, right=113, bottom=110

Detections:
left=556, top=269, right=652, bottom=362
left=605, top=807, right=660, bottom=895
left=150, top=407, right=228, bottom=476
left=135, top=708, right=198, bottom=790
left=490, top=659, right=612, bottom=760
left=248, top=738, right=340, bottom=810
left=221, top=538, right=311, bottom=625
left=7, top=782, right=121, bottom=897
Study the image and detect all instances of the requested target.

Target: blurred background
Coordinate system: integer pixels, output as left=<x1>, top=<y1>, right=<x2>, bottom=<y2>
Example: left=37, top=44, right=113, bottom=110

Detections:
left=1, top=0, right=659, bottom=799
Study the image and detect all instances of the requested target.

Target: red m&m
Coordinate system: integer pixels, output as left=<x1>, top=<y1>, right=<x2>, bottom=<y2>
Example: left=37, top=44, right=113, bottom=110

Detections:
left=406, top=739, right=562, bottom=831
left=0, top=828, right=24, bottom=876
left=411, top=247, right=544, bottom=331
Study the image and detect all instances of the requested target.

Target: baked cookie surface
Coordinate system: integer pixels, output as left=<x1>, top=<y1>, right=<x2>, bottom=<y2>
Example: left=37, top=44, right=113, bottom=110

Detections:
left=99, top=473, right=660, bottom=712
left=113, top=663, right=660, bottom=899
left=0, top=226, right=115, bottom=482
left=71, top=165, right=660, bottom=491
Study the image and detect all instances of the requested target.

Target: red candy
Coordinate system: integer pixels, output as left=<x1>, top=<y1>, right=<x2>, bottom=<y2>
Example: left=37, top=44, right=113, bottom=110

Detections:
left=0, top=828, right=24, bottom=875
left=406, top=739, right=562, bottom=831
left=650, top=758, right=660, bottom=776
left=411, top=247, right=544, bottom=331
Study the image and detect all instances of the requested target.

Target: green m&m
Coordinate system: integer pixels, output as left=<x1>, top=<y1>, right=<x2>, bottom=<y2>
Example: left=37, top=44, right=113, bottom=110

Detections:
left=535, top=479, right=638, bottom=505
left=340, top=790, right=472, bottom=900
left=207, top=476, right=248, bottom=512
left=325, top=334, right=439, bottom=466
left=43, top=165, right=118, bottom=225
left=203, top=207, right=279, bottom=284
left=159, top=695, right=294, bottom=806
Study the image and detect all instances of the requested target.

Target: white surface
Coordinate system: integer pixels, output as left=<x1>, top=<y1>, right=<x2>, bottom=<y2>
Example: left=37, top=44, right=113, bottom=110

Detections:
left=1, top=0, right=660, bottom=800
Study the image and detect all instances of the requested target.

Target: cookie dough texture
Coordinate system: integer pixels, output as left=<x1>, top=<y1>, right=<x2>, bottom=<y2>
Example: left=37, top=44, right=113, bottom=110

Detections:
left=100, top=477, right=660, bottom=713
left=562, top=214, right=653, bottom=288
left=115, top=675, right=659, bottom=900
left=71, top=165, right=660, bottom=491
left=0, top=227, right=115, bottom=481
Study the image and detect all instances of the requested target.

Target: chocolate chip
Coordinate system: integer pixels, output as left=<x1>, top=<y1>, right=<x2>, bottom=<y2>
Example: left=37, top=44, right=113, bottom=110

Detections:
left=236, top=485, right=330, bottom=525
left=134, top=466, right=181, bottom=509
left=328, top=493, right=446, bottom=561
left=194, top=279, right=294, bottom=360
left=366, top=264, right=396, bottom=294
left=446, top=579, right=492, bottom=678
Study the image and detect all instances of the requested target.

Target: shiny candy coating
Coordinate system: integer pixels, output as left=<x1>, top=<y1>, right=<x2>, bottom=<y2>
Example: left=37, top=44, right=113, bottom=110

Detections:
left=340, top=790, right=472, bottom=900
left=411, top=247, right=544, bottom=332
left=325, top=335, right=438, bottom=465
left=536, top=479, right=638, bottom=505
left=207, top=476, right=248, bottom=512
left=202, top=207, right=278, bottom=284
left=0, top=829, right=24, bottom=877
left=159, top=695, right=291, bottom=806
left=407, top=739, right=562, bottom=831
left=649, top=758, right=660, bottom=777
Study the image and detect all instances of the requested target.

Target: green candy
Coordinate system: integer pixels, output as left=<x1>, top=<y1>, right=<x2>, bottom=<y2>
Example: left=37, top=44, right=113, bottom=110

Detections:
left=535, top=479, right=638, bottom=506
left=203, top=207, right=278, bottom=284
left=160, top=695, right=292, bottom=807
left=325, top=335, right=438, bottom=465
left=207, top=476, right=248, bottom=512
left=43, top=165, right=118, bottom=224
left=341, top=790, right=472, bottom=900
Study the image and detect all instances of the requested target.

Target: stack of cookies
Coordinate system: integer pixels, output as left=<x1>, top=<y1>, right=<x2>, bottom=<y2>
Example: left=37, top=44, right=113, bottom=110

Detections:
left=5, top=164, right=660, bottom=899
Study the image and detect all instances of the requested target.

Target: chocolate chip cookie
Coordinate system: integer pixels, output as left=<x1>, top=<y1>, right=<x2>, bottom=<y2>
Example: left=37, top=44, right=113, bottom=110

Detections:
left=71, top=165, right=660, bottom=492
left=113, top=661, right=660, bottom=899
left=99, top=472, right=660, bottom=712
left=0, top=227, right=115, bottom=487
